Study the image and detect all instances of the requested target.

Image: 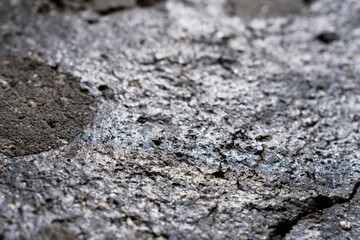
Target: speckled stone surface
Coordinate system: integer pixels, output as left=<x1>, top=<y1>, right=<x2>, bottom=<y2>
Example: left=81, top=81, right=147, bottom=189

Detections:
left=0, top=0, right=359, bottom=239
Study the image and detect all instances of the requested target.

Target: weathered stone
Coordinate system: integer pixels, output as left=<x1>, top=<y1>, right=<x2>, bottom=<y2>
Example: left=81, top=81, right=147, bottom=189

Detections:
left=0, top=0, right=359, bottom=239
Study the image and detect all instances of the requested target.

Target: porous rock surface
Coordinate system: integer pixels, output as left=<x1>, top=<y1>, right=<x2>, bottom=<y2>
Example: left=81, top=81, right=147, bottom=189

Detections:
left=0, top=0, right=359, bottom=239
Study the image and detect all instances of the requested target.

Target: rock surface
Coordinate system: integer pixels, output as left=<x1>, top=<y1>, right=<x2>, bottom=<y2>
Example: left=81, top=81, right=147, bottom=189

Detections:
left=0, top=0, right=359, bottom=239
left=0, top=56, right=97, bottom=157
left=227, top=0, right=308, bottom=18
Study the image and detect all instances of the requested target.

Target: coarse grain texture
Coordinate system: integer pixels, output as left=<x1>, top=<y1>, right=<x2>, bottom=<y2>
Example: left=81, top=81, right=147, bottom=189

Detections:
left=0, top=0, right=359, bottom=239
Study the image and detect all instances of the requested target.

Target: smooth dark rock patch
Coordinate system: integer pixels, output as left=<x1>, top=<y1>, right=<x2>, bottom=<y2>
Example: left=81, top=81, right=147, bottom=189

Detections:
left=0, top=56, right=97, bottom=157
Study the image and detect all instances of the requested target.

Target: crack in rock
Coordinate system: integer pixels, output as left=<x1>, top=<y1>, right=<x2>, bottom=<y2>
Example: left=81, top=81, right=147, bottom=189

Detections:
left=269, top=181, right=360, bottom=239
left=33, top=0, right=166, bottom=15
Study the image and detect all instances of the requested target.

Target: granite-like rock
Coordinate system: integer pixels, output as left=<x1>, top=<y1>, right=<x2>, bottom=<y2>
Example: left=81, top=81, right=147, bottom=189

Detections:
left=0, top=0, right=359, bottom=239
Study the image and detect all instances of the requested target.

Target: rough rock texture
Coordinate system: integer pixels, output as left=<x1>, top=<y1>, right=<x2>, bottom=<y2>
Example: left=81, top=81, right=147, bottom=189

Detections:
left=0, top=0, right=359, bottom=239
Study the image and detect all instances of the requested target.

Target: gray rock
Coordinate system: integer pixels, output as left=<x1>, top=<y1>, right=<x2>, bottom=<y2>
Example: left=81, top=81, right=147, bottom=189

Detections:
left=0, top=0, right=359, bottom=239
left=227, top=0, right=307, bottom=18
